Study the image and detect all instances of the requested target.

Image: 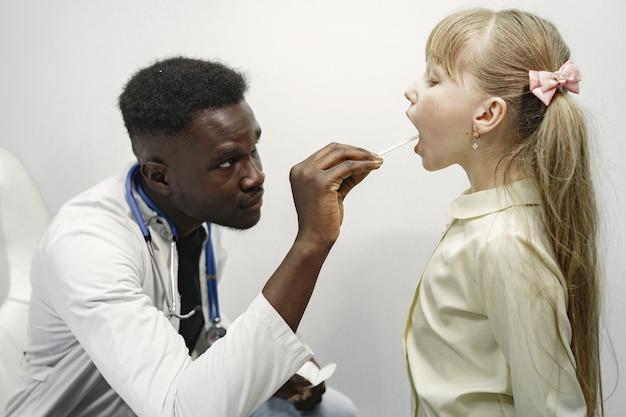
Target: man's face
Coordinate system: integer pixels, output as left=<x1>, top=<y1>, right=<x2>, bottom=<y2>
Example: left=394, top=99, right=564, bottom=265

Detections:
left=165, top=100, right=265, bottom=230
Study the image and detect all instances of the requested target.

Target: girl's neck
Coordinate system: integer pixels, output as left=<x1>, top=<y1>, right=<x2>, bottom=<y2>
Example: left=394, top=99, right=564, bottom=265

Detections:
left=463, top=149, right=521, bottom=193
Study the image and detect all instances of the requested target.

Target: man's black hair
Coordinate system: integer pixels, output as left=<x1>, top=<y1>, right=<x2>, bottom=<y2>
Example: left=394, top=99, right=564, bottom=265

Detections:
left=118, top=57, right=248, bottom=141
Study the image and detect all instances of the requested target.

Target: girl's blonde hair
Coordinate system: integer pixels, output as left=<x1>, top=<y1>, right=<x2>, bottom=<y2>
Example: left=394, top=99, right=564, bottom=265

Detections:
left=426, top=8, right=602, bottom=416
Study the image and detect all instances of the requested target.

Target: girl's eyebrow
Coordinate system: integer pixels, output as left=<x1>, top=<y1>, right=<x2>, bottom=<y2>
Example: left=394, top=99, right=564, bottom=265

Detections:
left=425, top=63, right=441, bottom=79
left=430, top=65, right=444, bottom=77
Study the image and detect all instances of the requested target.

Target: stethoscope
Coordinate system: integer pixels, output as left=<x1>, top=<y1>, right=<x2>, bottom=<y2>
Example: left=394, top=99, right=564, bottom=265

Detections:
left=125, top=164, right=225, bottom=341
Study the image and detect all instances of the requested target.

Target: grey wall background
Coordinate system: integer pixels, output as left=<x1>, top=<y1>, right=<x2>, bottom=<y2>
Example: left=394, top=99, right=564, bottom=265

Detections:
left=1, top=1, right=624, bottom=416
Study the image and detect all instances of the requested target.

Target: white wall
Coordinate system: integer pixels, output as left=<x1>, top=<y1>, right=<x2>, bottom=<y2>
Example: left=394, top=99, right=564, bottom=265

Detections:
left=1, top=1, right=624, bottom=416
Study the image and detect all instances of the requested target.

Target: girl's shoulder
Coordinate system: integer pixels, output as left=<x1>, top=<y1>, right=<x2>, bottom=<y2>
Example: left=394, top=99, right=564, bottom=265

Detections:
left=473, top=206, right=563, bottom=290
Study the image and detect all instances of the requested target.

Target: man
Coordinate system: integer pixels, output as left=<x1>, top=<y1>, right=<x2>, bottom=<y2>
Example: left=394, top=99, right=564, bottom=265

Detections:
left=5, top=57, right=382, bottom=417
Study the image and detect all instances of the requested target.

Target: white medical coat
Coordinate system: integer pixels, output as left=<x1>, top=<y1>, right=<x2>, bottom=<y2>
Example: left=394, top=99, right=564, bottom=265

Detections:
left=5, top=170, right=312, bottom=417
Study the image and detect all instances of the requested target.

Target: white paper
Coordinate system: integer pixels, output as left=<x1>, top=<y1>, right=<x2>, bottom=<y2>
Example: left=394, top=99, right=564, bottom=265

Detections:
left=295, top=361, right=337, bottom=387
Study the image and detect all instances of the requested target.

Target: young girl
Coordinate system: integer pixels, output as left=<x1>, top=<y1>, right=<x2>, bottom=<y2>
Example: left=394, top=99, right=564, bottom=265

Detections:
left=402, top=8, right=602, bottom=417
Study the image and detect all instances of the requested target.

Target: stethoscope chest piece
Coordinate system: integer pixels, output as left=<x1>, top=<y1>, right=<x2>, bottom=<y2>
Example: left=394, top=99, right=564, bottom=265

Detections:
left=206, top=320, right=227, bottom=346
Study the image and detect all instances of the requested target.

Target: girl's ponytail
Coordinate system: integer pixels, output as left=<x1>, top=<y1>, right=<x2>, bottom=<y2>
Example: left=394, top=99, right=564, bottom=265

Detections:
left=531, top=92, right=602, bottom=416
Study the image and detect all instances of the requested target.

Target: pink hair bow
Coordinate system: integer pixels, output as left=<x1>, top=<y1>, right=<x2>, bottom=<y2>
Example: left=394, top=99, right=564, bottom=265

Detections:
left=528, top=60, right=581, bottom=106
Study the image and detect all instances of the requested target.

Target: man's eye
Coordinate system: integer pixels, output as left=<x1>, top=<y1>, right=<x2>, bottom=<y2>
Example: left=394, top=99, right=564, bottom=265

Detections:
left=218, top=159, right=235, bottom=168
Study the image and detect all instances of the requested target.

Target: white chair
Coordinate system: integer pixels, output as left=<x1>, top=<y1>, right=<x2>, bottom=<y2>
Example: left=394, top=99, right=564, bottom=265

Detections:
left=0, top=148, right=49, bottom=413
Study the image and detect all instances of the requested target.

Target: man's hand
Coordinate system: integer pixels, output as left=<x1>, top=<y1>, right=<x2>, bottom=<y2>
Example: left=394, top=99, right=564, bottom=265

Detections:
left=289, top=143, right=383, bottom=249
left=274, top=374, right=326, bottom=411
left=262, top=143, right=382, bottom=332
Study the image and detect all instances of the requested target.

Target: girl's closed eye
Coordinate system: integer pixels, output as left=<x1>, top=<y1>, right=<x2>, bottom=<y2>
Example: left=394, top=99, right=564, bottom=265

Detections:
left=422, top=70, right=439, bottom=87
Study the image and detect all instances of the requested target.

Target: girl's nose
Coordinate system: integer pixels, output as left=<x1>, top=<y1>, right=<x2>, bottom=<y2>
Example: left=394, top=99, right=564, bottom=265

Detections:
left=404, top=83, right=418, bottom=104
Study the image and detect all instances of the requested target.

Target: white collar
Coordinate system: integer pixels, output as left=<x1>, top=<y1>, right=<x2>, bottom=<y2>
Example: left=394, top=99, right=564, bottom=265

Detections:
left=447, top=179, right=541, bottom=220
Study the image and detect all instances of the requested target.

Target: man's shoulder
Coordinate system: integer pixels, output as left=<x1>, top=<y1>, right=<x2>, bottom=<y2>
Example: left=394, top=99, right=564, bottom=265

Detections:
left=44, top=170, right=140, bottom=250
left=63, top=171, right=126, bottom=214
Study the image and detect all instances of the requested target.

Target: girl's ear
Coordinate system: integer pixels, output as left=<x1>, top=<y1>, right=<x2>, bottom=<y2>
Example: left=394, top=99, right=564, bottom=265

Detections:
left=473, top=97, right=507, bottom=135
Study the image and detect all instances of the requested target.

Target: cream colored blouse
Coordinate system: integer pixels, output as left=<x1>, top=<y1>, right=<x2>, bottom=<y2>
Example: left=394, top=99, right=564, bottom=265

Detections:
left=403, top=179, right=586, bottom=417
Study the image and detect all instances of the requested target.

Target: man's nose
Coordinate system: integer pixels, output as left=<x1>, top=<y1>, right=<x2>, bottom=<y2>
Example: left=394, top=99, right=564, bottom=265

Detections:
left=241, top=158, right=265, bottom=191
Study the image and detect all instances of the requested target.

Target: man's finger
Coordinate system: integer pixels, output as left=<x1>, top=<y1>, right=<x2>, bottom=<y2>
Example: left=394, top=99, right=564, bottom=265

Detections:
left=310, top=143, right=380, bottom=170
left=325, top=159, right=382, bottom=193
left=309, top=142, right=345, bottom=163
left=329, top=159, right=383, bottom=182
left=319, top=147, right=380, bottom=171
left=294, top=397, right=322, bottom=411
left=337, top=171, right=371, bottom=200
left=293, top=384, right=325, bottom=411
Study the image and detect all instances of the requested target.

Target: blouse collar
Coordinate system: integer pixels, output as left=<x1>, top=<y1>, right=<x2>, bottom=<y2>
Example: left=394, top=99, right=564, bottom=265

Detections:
left=447, top=179, right=541, bottom=220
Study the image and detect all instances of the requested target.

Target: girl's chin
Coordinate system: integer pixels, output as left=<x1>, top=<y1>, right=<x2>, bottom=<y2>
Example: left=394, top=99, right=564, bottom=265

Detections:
left=419, top=154, right=446, bottom=172
left=421, top=160, right=438, bottom=172
left=416, top=142, right=447, bottom=172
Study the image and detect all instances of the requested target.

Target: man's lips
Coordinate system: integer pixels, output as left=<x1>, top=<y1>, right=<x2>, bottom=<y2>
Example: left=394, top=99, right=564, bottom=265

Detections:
left=240, top=190, right=264, bottom=209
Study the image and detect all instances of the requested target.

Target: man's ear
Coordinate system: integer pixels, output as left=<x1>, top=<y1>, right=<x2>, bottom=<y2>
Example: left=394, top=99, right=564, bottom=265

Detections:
left=140, top=162, right=171, bottom=196
left=474, top=97, right=507, bottom=135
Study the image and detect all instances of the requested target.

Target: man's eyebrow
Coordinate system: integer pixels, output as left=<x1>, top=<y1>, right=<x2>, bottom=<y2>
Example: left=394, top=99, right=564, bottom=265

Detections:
left=212, top=144, right=244, bottom=161
left=221, top=125, right=262, bottom=140
left=209, top=127, right=262, bottom=162
left=241, top=126, right=262, bottom=140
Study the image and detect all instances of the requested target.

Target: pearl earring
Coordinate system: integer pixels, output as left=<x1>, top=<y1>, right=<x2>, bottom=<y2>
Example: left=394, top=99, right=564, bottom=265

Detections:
left=472, top=127, right=480, bottom=151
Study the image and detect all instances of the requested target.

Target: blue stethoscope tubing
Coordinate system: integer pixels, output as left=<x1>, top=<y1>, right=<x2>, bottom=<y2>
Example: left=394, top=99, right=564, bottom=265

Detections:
left=125, top=164, right=221, bottom=324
